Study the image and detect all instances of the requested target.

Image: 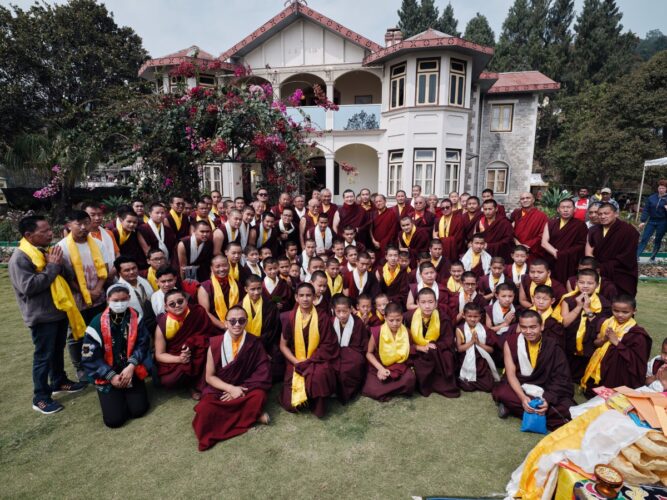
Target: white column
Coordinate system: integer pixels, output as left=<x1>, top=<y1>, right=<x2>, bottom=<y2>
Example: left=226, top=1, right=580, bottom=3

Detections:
left=325, top=81, right=334, bottom=130
left=376, top=150, right=384, bottom=195
left=325, top=153, right=335, bottom=191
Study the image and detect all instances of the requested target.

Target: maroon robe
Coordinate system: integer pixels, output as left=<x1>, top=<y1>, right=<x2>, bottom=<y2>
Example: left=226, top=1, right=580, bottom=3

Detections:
left=408, top=283, right=453, bottom=319
left=431, top=257, right=450, bottom=282
left=492, top=333, right=575, bottom=429
left=180, top=236, right=214, bottom=283
left=511, top=207, right=548, bottom=261
left=435, top=214, right=465, bottom=261
left=156, top=305, right=212, bottom=390
left=455, top=323, right=498, bottom=392
left=343, top=270, right=380, bottom=300
left=583, top=325, right=652, bottom=398
left=449, top=292, right=489, bottom=322
left=278, top=309, right=340, bottom=417
left=200, top=278, right=236, bottom=330
left=520, top=275, right=566, bottom=306
left=484, top=304, right=517, bottom=353
left=392, top=203, right=415, bottom=224
left=138, top=223, right=178, bottom=265
left=255, top=226, right=282, bottom=257
left=460, top=210, right=483, bottom=245
left=398, top=229, right=431, bottom=267
left=192, top=333, right=271, bottom=451
left=371, top=208, right=399, bottom=261
left=336, top=203, right=369, bottom=238
left=567, top=276, right=617, bottom=302
left=362, top=326, right=417, bottom=401
left=378, top=267, right=409, bottom=308
left=650, top=357, right=665, bottom=376
left=166, top=211, right=190, bottom=240
left=588, top=220, right=639, bottom=297
left=262, top=278, right=294, bottom=313
left=112, top=228, right=147, bottom=269
left=412, top=210, right=435, bottom=232
left=332, top=316, right=369, bottom=403
left=249, top=298, right=284, bottom=382
left=544, top=218, right=588, bottom=283
left=477, top=216, right=514, bottom=261
left=405, top=310, right=460, bottom=398
left=320, top=203, right=338, bottom=228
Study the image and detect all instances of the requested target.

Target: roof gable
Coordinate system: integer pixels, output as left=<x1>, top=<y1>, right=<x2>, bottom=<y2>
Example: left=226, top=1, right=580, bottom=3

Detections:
left=483, top=71, right=560, bottom=94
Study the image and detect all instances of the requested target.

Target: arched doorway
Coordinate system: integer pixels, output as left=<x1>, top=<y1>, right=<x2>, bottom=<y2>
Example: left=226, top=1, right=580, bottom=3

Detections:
left=280, top=73, right=338, bottom=105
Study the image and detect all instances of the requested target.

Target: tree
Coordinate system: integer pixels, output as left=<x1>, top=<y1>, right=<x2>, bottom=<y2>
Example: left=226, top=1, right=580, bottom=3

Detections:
left=417, top=0, right=439, bottom=33
left=492, top=0, right=533, bottom=71
left=397, top=0, right=422, bottom=39
left=636, top=29, right=667, bottom=61
left=464, top=13, right=495, bottom=47
left=435, top=2, right=460, bottom=37
left=544, top=0, right=575, bottom=83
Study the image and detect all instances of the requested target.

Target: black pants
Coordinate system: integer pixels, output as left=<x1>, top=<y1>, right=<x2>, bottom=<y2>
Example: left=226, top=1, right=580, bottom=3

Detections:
left=97, top=378, right=149, bottom=428
left=68, top=303, right=106, bottom=378
left=30, top=319, right=68, bottom=403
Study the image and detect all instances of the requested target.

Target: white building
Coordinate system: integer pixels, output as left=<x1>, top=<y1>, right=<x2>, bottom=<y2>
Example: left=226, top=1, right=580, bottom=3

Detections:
left=138, top=1, right=559, bottom=205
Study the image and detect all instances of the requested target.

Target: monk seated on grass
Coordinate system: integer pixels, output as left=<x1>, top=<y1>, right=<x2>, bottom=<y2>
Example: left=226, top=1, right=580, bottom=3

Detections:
left=192, top=306, right=271, bottom=451
left=492, top=310, right=575, bottom=430
left=362, top=302, right=416, bottom=401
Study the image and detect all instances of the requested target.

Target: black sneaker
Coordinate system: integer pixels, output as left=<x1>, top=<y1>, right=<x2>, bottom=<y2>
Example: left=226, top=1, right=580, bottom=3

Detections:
left=32, top=399, right=64, bottom=415
left=51, top=380, right=86, bottom=395
left=497, top=402, right=510, bottom=419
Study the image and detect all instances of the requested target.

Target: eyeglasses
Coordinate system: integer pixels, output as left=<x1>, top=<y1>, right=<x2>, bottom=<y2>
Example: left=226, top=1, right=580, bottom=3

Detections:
left=166, top=298, right=185, bottom=307
left=258, top=192, right=268, bottom=197
left=227, top=317, right=248, bottom=326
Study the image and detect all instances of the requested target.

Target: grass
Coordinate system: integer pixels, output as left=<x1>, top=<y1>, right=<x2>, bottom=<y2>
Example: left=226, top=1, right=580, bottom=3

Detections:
left=0, top=269, right=664, bottom=499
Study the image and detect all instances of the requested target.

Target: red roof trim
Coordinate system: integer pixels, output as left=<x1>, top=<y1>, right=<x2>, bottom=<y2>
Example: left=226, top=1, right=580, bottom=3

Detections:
left=363, top=36, right=493, bottom=66
left=479, top=71, right=499, bottom=80
left=219, top=3, right=383, bottom=61
left=487, top=82, right=561, bottom=94
left=138, top=57, right=234, bottom=78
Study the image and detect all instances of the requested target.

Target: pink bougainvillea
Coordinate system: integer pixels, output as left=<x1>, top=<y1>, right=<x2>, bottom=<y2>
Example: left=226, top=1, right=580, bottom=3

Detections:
left=33, top=165, right=65, bottom=199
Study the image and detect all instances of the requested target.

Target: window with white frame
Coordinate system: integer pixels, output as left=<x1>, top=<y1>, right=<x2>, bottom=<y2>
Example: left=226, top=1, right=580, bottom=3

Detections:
left=449, top=59, right=466, bottom=107
left=444, top=149, right=460, bottom=194
left=413, top=149, right=436, bottom=195
left=387, top=150, right=403, bottom=196
left=390, top=63, right=406, bottom=109
left=198, top=74, right=216, bottom=88
left=486, top=164, right=509, bottom=194
left=416, top=59, right=439, bottom=105
left=491, top=104, right=514, bottom=132
left=202, top=164, right=223, bottom=193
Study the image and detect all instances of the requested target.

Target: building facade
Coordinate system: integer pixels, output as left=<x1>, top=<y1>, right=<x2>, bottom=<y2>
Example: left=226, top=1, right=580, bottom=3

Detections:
left=138, top=1, right=559, bottom=205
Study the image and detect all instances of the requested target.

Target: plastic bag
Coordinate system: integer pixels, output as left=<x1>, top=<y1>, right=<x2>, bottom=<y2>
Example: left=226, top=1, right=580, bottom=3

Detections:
left=521, top=398, right=548, bottom=434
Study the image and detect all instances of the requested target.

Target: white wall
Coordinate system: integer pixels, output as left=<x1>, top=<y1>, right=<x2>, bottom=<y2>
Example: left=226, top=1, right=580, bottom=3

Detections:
left=334, top=144, right=379, bottom=194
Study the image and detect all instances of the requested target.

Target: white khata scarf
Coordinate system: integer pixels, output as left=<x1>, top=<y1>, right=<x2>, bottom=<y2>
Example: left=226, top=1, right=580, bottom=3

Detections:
left=459, top=322, right=500, bottom=383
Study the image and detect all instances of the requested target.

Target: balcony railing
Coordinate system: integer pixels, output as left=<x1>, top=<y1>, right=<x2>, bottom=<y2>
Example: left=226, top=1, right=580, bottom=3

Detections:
left=285, top=106, right=326, bottom=130
left=334, top=104, right=381, bottom=130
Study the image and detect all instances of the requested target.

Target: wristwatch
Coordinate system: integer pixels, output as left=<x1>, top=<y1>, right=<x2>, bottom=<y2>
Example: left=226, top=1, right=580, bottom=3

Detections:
left=586, top=312, right=595, bottom=319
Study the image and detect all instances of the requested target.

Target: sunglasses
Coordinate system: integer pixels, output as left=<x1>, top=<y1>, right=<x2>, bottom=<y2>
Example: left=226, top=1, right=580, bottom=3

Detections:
left=227, top=317, right=248, bottom=326
left=258, top=193, right=268, bottom=197
left=167, top=298, right=185, bottom=307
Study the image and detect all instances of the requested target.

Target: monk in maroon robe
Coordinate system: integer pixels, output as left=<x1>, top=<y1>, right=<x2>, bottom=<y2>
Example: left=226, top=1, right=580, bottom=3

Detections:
left=192, top=310, right=272, bottom=451
left=112, top=210, right=148, bottom=269
left=279, top=283, right=340, bottom=418
left=455, top=306, right=499, bottom=393
left=411, top=196, right=436, bottom=232
left=433, top=201, right=464, bottom=261
left=511, top=193, right=548, bottom=261
left=492, top=310, right=575, bottom=430
left=138, top=205, right=178, bottom=264
left=541, top=199, right=589, bottom=283
left=165, top=197, right=190, bottom=241
left=177, top=222, right=214, bottom=283
left=155, top=297, right=212, bottom=393
left=376, top=246, right=409, bottom=307
left=586, top=203, right=639, bottom=297
left=343, top=252, right=380, bottom=300
left=370, top=195, right=398, bottom=261
left=334, top=190, right=369, bottom=239
left=478, top=200, right=514, bottom=261
left=398, top=217, right=431, bottom=267
left=392, top=190, right=415, bottom=222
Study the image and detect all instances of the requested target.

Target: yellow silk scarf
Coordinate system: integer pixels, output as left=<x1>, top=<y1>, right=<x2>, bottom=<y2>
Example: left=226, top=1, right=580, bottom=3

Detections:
left=447, top=276, right=461, bottom=293
left=211, top=274, right=239, bottom=321
left=115, top=220, right=130, bottom=245
left=197, top=215, right=214, bottom=230
left=559, top=290, right=602, bottom=354
left=529, top=277, right=553, bottom=299
left=410, top=309, right=441, bottom=346
left=402, top=226, right=416, bottom=247
left=438, top=215, right=452, bottom=238
left=66, top=233, right=107, bottom=306
left=528, top=339, right=541, bottom=368
left=379, top=323, right=410, bottom=366
left=229, top=263, right=240, bottom=282
left=291, top=307, right=320, bottom=407
left=19, top=238, right=86, bottom=339
left=165, top=309, right=190, bottom=340
left=326, top=272, right=343, bottom=295
left=382, top=263, right=399, bottom=286
left=147, top=267, right=158, bottom=291
left=530, top=306, right=555, bottom=324
left=169, top=209, right=182, bottom=231
left=581, top=317, right=636, bottom=389
left=242, top=295, right=263, bottom=337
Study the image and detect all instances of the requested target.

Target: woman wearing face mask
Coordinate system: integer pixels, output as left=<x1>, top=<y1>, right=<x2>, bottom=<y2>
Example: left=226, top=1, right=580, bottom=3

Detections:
left=81, top=284, right=151, bottom=428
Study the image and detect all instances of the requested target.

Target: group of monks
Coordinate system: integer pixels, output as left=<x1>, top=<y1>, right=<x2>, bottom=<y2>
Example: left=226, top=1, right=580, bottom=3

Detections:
left=67, top=184, right=661, bottom=450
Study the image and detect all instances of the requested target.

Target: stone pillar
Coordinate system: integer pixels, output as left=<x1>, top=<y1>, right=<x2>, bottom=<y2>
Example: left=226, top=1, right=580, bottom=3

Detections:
left=325, top=81, right=334, bottom=130
left=376, top=150, right=385, bottom=194
left=325, top=153, right=335, bottom=191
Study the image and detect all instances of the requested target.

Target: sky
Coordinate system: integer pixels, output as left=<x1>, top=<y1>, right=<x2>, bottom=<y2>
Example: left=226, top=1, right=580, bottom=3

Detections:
left=3, top=0, right=666, bottom=58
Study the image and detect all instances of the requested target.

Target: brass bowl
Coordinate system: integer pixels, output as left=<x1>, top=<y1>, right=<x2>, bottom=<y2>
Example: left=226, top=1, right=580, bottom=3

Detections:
left=594, top=464, right=624, bottom=498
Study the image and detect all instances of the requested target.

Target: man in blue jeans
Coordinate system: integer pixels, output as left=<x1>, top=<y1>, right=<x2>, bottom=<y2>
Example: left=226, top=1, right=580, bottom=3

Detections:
left=638, top=180, right=667, bottom=262
left=8, top=215, right=85, bottom=414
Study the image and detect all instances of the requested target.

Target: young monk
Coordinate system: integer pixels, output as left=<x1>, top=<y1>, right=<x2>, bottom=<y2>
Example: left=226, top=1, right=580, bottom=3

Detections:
left=262, top=257, right=293, bottom=312
left=530, top=285, right=565, bottom=348
left=560, top=269, right=611, bottom=379
left=331, top=295, right=369, bottom=404
left=343, top=251, right=379, bottom=299
left=477, top=257, right=507, bottom=302
left=331, top=239, right=345, bottom=264
left=398, top=216, right=430, bottom=267
left=646, top=338, right=667, bottom=386
left=433, top=198, right=464, bottom=262
left=565, top=256, right=618, bottom=301
left=450, top=271, right=489, bottom=324
left=197, top=255, right=240, bottom=333
left=505, top=245, right=528, bottom=287
left=112, top=208, right=148, bottom=269
left=225, top=241, right=247, bottom=297
left=398, top=250, right=411, bottom=273
left=278, top=282, right=340, bottom=417
left=455, top=303, right=500, bottom=392
left=288, top=262, right=301, bottom=286
left=406, top=262, right=450, bottom=315
left=362, top=302, right=417, bottom=401
left=343, top=245, right=358, bottom=273
left=581, top=295, right=652, bottom=398
left=368, top=294, right=389, bottom=328
left=493, top=310, right=575, bottom=430
left=376, top=245, right=409, bottom=307
left=177, top=221, right=214, bottom=282
left=192, top=306, right=272, bottom=451
left=155, top=289, right=213, bottom=399
left=428, top=239, right=449, bottom=281
left=485, top=283, right=517, bottom=341
left=307, top=214, right=333, bottom=256
left=461, top=233, right=491, bottom=278
left=325, top=257, right=344, bottom=296
left=445, top=261, right=464, bottom=294
left=243, top=245, right=263, bottom=278
left=407, top=288, right=460, bottom=398
left=355, top=294, right=373, bottom=326
left=519, top=259, right=566, bottom=310
left=310, top=271, right=332, bottom=318
left=299, top=238, right=317, bottom=281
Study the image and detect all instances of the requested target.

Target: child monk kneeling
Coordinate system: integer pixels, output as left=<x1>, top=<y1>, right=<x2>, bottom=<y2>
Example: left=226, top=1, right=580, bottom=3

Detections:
left=362, top=302, right=416, bottom=401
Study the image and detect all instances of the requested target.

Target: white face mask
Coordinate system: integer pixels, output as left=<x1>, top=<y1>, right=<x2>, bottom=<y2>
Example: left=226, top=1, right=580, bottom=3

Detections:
left=108, top=301, right=130, bottom=314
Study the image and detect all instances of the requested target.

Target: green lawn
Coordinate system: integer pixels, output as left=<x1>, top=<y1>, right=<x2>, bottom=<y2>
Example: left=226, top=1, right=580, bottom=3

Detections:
left=0, top=269, right=664, bottom=499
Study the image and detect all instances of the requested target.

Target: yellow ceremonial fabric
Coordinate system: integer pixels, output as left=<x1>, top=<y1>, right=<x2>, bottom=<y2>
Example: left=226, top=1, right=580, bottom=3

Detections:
left=438, top=215, right=452, bottom=238
left=197, top=215, right=214, bottom=230
left=211, top=274, right=239, bottom=321
left=530, top=306, right=554, bottom=324
left=309, top=212, right=318, bottom=226
left=603, top=226, right=610, bottom=237
left=517, top=404, right=609, bottom=499
left=231, top=228, right=236, bottom=240
left=147, top=267, right=158, bottom=291
left=66, top=233, right=107, bottom=306
left=19, top=238, right=86, bottom=340
left=379, top=323, right=410, bottom=366
left=382, top=264, right=399, bottom=286
left=232, top=336, right=242, bottom=358
left=143, top=214, right=149, bottom=223
left=581, top=317, right=636, bottom=389
left=377, top=311, right=384, bottom=322
left=528, top=339, right=541, bottom=368
left=262, top=229, right=268, bottom=244
left=559, top=218, right=568, bottom=229
left=529, top=277, right=552, bottom=299
left=169, top=209, right=182, bottom=231
left=559, top=290, right=602, bottom=354
left=165, top=309, right=189, bottom=340
left=291, top=307, right=320, bottom=408
left=229, top=263, right=240, bottom=282
left=471, top=252, right=481, bottom=269
left=242, top=295, right=263, bottom=337
left=402, top=226, right=416, bottom=247
left=447, top=276, right=461, bottom=293
left=410, top=309, right=441, bottom=346
left=115, top=220, right=130, bottom=245
left=326, top=273, right=343, bottom=295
